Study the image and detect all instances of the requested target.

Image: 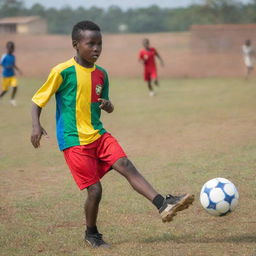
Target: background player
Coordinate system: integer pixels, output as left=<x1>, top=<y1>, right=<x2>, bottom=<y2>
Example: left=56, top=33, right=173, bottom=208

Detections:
left=242, top=39, right=255, bottom=80
left=30, top=21, right=194, bottom=248
left=138, top=38, right=164, bottom=96
left=0, top=41, right=22, bottom=106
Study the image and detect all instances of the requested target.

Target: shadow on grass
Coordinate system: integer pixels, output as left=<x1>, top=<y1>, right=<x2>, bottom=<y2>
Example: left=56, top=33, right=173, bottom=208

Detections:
left=142, top=232, right=256, bottom=244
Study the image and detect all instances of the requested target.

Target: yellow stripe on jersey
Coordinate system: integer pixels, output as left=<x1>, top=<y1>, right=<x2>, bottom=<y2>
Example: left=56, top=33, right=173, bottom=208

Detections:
left=75, top=64, right=101, bottom=145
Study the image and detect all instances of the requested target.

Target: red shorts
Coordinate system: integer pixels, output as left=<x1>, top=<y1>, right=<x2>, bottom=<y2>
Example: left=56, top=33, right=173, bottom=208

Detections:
left=63, top=133, right=126, bottom=190
left=144, top=67, right=157, bottom=81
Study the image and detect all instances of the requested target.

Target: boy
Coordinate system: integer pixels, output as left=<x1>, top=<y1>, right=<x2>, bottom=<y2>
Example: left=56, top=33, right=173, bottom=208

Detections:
left=138, top=38, right=164, bottom=96
left=242, top=39, right=255, bottom=79
left=0, top=41, right=22, bottom=106
left=31, top=21, right=194, bottom=248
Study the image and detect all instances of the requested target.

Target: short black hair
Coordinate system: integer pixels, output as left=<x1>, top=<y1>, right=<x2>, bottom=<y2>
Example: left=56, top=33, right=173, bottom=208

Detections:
left=6, top=41, right=14, bottom=48
left=245, top=39, right=251, bottom=46
left=72, top=20, right=101, bottom=42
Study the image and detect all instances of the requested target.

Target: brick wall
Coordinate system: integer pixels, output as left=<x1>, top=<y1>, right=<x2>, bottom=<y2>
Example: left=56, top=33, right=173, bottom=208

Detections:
left=190, top=24, right=256, bottom=53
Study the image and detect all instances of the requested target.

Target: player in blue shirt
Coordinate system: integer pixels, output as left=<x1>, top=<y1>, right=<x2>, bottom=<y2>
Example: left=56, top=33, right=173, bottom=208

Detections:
left=0, top=41, right=22, bottom=106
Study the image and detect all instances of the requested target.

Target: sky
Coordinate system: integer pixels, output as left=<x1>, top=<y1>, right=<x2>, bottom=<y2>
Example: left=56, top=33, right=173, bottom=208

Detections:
left=23, top=0, right=252, bottom=10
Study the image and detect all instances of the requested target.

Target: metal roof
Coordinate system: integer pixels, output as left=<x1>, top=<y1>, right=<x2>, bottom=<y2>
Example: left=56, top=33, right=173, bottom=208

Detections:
left=0, top=16, right=42, bottom=25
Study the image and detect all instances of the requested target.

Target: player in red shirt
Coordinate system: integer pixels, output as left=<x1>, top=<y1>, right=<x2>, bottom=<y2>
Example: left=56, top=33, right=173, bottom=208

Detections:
left=139, top=38, right=164, bottom=96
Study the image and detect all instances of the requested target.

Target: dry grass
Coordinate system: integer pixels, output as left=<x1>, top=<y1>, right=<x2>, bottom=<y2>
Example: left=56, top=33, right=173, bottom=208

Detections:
left=0, top=77, right=256, bottom=256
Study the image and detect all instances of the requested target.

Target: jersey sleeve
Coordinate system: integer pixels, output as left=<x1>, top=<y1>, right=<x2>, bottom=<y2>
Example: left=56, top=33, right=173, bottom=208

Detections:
left=139, top=50, right=144, bottom=60
left=101, top=70, right=109, bottom=101
left=152, top=48, right=157, bottom=56
left=32, top=69, right=63, bottom=108
left=1, top=54, right=6, bottom=66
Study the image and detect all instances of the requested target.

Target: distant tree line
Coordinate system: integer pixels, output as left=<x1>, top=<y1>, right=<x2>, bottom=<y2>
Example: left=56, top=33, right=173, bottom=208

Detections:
left=0, top=0, right=255, bottom=34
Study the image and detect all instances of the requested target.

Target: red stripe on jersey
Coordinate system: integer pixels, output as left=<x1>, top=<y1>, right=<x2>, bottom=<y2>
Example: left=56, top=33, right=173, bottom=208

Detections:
left=91, top=68, right=105, bottom=103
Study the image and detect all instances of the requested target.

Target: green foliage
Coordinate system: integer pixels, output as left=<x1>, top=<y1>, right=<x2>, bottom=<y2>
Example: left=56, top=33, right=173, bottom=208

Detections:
left=0, top=0, right=25, bottom=17
left=0, top=0, right=255, bottom=34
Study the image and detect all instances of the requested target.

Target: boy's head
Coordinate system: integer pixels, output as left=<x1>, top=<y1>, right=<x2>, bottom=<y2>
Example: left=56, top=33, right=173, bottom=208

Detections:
left=6, top=41, right=15, bottom=54
left=72, top=20, right=102, bottom=65
left=245, top=39, right=251, bottom=46
left=142, top=38, right=150, bottom=49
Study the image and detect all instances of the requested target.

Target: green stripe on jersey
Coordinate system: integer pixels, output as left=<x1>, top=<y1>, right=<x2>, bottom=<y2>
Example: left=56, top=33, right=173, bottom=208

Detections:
left=59, top=65, right=80, bottom=147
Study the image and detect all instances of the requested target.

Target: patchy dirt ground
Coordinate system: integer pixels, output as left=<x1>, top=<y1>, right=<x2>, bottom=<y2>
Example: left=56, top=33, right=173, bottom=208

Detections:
left=0, top=77, right=255, bottom=256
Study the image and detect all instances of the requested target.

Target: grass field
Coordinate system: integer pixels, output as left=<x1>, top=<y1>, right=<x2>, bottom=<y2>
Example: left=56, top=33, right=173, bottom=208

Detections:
left=1, top=77, right=256, bottom=256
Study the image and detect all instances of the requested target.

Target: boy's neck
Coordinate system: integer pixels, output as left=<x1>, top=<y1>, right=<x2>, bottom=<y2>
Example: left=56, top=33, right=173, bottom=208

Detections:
left=74, top=56, right=94, bottom=68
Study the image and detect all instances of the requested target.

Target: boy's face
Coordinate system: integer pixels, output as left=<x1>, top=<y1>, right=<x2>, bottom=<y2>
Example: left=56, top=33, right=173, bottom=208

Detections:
left=74, top=30, right=102, bottom=65
left=143, top=39, right=150, bottom=49
left=7, top=43, right=14, bottom=54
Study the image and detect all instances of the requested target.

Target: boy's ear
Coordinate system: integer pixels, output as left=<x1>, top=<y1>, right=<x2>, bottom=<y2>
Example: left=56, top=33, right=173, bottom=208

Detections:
left=72, top=40, right=78, bottom=49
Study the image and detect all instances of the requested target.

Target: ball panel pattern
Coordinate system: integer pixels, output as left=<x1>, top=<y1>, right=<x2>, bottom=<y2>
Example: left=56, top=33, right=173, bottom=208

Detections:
left=224, top=183, right=236, bottom=196
left=209, top=188, right=225, bottom=203
left=235, top=190, right=239, bottom=199
left=230, top=198, right=239, bottom=211
left=200, top=193, right=209, bottom=208
left=206, top=208, right=220, bottom=216
left=216, top=201, right=230, bottom=214
left=200, top=178, right=239, bottom=216
left=206, top=179, right=218, bottom=188
left=217, top=177, right=230, bottom=183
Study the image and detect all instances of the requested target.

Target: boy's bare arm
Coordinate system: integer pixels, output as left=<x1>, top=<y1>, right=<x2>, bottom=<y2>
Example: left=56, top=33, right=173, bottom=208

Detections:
left=31, top=102, right=47, bottom=148
left=14, top=65, right=23, bottom=75
left=155, top=50, right=164, bottom=67
left=98, top=98, right=114, bottom=113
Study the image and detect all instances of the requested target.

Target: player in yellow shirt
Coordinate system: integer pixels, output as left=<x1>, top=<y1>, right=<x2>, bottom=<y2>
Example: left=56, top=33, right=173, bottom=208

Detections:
left=31, top=21, right=194, bottom=248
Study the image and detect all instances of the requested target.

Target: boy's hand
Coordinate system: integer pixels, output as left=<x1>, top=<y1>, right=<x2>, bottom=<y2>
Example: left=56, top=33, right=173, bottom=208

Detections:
left=98, top=98, right=114, bottom=113
left=31, top=125, right=48, bottom=148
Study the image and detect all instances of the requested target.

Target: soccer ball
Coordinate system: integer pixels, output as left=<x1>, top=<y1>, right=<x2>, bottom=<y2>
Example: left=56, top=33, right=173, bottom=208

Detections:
left=200, top=178, right=239, bottom=216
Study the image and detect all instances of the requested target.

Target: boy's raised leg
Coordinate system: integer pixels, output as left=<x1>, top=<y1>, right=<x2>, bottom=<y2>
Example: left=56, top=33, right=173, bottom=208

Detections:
left=112, top=157, right=194, bottom=222
left=112, top=157, right=158, bottom=201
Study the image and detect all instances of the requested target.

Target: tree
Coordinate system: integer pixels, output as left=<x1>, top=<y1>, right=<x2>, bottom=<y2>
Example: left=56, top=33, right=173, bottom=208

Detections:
left=0, top=0, right=254, bottom=34
left=30, top=3, right=46, bottom=17
left=201, top=0, right=240, bottom=7
left=0, top=0, right=24, bottom=17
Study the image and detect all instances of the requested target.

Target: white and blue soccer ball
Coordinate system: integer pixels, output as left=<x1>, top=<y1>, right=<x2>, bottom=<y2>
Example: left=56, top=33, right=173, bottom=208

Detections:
left=200, top=178, right=239, bottom=216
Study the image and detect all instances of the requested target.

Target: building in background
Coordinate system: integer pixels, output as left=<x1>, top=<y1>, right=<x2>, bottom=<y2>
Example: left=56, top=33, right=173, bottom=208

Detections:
left=0, top=16, right=47, bottom=34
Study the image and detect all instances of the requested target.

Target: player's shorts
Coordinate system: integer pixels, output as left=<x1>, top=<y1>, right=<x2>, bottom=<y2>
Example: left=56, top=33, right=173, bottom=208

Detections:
left=1, top=76, right=18, bottom=91
left=244, top=56, right=254, bottom=68
left=144, top=68, right=157, bottom=81
left=63, top=133, right=127, bottom=190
